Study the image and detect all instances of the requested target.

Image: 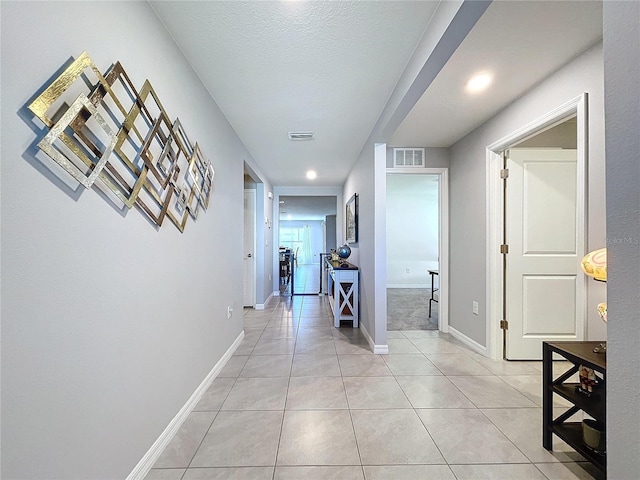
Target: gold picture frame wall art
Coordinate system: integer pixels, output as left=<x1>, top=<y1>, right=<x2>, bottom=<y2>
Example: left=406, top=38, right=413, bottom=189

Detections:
left=27, top=51, right=215, bottom=233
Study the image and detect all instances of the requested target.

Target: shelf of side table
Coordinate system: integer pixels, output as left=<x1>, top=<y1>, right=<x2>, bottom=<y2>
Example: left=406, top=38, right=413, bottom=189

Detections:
left=543, top=341, right=606, bottom=477
left=553, top=423, right=606, bottom=472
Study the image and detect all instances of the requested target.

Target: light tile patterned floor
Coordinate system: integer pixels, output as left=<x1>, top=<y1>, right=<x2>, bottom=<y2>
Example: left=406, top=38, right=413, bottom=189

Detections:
left=292, top=264, right=321, bottom=295
left=146, top=295, right=601, bottom=480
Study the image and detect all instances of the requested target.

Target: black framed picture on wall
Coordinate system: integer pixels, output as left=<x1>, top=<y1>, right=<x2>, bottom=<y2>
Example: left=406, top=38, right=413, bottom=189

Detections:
left=346, top=193, right=358, bottom=244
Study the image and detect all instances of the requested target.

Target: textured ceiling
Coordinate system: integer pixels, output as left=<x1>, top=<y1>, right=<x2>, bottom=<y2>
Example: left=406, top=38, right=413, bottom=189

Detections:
left=151, top=0, right=440, bottom=187
left=390, top=0, right=603, bottom=147
left=151, top=1, right=603, bottom=188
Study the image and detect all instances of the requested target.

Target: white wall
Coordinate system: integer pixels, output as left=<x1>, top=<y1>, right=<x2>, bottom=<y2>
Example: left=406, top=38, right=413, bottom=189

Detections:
left=603, top=2, right=640, bottom=477
left=0, top=2, right=254, bottom=478
left=386, top=175, right=439, bottom=287
left=448, top=42, right=606, bottom=346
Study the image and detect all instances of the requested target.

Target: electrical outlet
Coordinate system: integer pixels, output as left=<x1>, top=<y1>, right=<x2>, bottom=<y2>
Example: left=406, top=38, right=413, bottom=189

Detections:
left=227, top=306, right=233, bottom=319
left=472, top=301, right=479, bottom=315
left=406, top=267, right=411, bottom=274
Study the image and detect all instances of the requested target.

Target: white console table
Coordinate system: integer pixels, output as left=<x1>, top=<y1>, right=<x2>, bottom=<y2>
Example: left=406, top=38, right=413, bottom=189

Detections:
left=325, top=259, right=359, bottom=328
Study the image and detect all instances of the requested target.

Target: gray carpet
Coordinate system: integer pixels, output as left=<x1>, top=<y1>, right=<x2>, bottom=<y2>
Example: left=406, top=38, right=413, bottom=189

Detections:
left=387, top=288, right=438, bottom=331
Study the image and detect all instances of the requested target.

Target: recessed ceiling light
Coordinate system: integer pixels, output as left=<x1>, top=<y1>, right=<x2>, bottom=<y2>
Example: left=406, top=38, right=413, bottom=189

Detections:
left=465, top=72, right=493, bottom=94
left=306, top=170, right=317, bottom=180
left=279, top=200, right=285, bottom=204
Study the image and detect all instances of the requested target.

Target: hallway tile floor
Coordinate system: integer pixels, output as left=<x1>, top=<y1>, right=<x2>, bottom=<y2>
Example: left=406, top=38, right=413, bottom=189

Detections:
left=146, top=295, right=600, bottom=480
left=292, top=264, right=321, bottom=295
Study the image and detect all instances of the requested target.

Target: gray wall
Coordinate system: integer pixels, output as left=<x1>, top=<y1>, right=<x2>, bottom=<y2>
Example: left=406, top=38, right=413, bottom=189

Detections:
left=603, top=1, right=640, bottom=477
left=386, top=146, right=450, bottom=168
left=1, top=2, right=254, bottom=478
left=244, top=175, right=257, bottom=188
left=344, top=144, right=384, bottom=345
left=448, top=42, right=606, bottom=346
left=345, top=1, right=479, bottom=351
left=516, top=119, right=577, bottom=149
left=325, top=215, right=337, bottom=251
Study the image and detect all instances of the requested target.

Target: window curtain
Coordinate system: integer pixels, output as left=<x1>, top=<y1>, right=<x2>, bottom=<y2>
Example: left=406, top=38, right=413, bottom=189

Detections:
left=301, top=225, right=312, bottom=264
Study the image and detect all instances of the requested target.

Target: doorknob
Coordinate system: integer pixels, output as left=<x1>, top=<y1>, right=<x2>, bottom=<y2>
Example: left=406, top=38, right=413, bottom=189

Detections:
left=247, top=253, right=252, bottom=258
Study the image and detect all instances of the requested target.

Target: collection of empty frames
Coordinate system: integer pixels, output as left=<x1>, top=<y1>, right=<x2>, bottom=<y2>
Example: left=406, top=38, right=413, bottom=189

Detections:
left=28, top=52, right=214, bottom=233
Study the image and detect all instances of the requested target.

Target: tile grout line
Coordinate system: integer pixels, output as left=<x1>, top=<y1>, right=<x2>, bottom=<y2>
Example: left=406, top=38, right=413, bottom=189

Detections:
left=155, top=296, right=596, bottom=480
left=341, top=336, right=366, bottom=472
left=385, top=346, right=453, bottom=473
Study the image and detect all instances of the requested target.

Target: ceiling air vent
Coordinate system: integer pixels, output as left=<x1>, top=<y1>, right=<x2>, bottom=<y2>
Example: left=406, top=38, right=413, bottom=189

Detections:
left=288, top=131, right=315, bottom=141
left=393, top=148, right=425, bottom=168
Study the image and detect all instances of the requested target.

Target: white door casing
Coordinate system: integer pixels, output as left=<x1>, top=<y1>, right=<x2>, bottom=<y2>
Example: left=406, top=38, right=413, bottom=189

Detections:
left=385, top=167, right=449, bottom=333
left=486, top=94, right=588, bottom=361
left=243, top=189, right=256, bottom=307
left=505, top=148, right=584, bottom=360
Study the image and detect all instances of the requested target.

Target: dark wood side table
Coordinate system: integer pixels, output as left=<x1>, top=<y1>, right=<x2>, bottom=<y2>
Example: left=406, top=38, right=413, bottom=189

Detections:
left=543, top=341, right=606, bottom=476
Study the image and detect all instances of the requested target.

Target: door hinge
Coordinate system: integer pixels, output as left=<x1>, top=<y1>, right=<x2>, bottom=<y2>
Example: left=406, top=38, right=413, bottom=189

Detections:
left=500, top=244, right=509, bottom=254
left=500, top=168, right=509, bottom=179
left=500, top=319, right=509, bottom=330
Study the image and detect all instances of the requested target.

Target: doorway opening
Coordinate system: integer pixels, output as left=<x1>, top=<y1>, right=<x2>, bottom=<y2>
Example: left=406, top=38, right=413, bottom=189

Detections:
left=278, top=195, right=337, bottom=295
left=243, top=188, right=256, bottom=307
left=385, top=169, right=449, bottom=332
left=487, top=94, right=588, bottom=360
left=243, top=184, right=257, bottom=308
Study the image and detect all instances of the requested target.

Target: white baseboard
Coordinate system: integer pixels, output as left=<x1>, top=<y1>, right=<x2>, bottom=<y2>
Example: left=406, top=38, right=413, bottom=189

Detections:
left=126, top=331, right=245, bottom=480
left=373, top=344, right=389, bottom=354
left=255, top=291, right=275, bottom=310
left=386, top=284, right=431, bottom=289
left=448, top=326, right=487, bottom=356
left=360, top=323, right=389, bottom=354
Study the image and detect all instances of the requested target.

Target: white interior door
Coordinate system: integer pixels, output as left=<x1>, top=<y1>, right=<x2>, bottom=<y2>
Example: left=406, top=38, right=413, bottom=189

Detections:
left=506, top=148, right=584, bottom=360
left=243, top=190, right=256, bottom=307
